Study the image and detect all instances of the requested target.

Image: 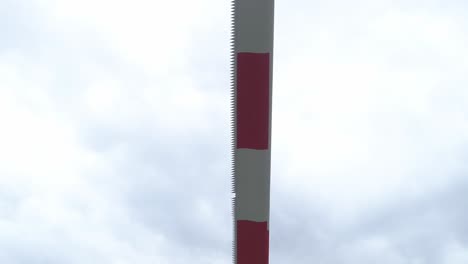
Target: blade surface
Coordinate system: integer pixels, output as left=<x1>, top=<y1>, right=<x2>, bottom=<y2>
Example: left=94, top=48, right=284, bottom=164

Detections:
left=231, top=0, right=275, bottom=263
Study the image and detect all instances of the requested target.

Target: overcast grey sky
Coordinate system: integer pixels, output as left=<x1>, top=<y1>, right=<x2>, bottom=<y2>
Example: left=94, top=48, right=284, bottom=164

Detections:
left=1, top=0, right=468, bottom=263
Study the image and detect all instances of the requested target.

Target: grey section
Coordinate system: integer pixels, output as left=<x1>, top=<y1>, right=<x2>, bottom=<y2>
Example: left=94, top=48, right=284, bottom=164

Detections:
left=234, top=0, right=275, bottom=53
left=235, top=149, right=271, bottom=223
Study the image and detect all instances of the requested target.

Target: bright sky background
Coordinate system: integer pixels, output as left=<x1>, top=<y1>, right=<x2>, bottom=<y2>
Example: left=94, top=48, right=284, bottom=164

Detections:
left=2, top=0, right=468, bottom=263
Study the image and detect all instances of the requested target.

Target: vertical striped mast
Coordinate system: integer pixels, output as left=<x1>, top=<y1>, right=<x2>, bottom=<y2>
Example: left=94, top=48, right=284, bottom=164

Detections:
left=231, top=0, right=274, bottom=263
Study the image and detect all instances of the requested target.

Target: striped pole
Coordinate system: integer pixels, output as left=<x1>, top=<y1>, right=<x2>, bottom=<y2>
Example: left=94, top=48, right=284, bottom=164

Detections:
left=231, top=0, right=274, bottom=263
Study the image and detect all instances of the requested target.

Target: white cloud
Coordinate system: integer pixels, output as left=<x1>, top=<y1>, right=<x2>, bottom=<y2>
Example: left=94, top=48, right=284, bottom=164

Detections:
left=2, top=0, right=468, bottom=263
left=443, top=240, right=468, bottom=264
left=0, top=48, right=173, bottom=264
left=35, top=0, right=229, bottom=75
left=272, top=1, right=468, bottom=223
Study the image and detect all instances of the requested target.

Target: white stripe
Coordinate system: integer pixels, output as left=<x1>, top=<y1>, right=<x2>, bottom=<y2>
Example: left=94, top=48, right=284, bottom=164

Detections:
left=234, top=0, right=274, bottom=53
left=235, top=148, right=271, bottom=222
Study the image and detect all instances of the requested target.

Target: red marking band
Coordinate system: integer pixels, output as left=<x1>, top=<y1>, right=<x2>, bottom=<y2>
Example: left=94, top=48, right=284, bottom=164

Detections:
left=237, top=220, right=269, bottom=264
left=236, top=52, right=270, bottom=150
left=235, top=51, right=271, bottom=262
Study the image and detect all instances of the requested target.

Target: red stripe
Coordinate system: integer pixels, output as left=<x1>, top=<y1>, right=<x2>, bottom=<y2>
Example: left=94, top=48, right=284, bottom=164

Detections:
left=236, top=52, right=270, bottom=150
left=237, top=220, right=269, bottom=264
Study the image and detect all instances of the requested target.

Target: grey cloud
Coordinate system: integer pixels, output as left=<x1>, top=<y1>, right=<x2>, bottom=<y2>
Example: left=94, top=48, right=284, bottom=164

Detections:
left=3, top=0, right=468, bottom=263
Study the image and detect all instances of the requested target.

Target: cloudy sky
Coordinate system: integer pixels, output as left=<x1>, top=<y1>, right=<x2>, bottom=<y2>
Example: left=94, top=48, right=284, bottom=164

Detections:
left=1, top=0, right=468, bottom=263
